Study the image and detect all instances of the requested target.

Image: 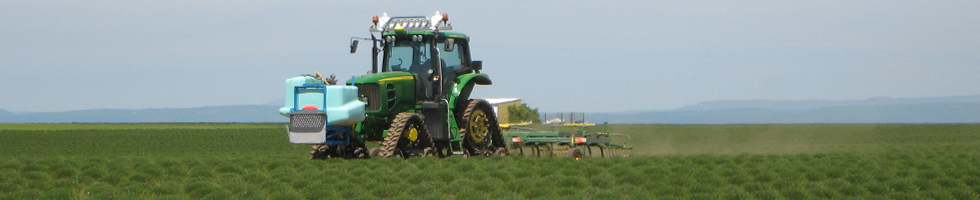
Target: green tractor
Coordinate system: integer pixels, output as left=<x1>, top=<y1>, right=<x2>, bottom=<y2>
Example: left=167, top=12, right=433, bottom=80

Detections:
left=279, top=12, right=506, bottom=159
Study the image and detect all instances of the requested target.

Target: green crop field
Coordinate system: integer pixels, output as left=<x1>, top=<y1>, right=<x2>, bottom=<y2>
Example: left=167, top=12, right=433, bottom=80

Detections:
left=1, top=123, right=980, bottom=199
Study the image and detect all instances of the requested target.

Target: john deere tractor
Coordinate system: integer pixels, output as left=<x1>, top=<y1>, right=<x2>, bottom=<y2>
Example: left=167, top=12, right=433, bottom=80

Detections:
left=279, top=12, right=506, bottom=159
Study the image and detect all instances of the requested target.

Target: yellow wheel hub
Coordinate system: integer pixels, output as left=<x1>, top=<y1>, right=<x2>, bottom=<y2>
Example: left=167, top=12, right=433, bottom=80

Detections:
left=469, top=109, right=488, bottom=143
left=407, top=126, right=419, bottom=142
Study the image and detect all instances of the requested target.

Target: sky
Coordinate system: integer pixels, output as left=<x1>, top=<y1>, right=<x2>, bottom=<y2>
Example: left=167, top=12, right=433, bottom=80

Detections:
left=2, top=1, right=979, bottom=113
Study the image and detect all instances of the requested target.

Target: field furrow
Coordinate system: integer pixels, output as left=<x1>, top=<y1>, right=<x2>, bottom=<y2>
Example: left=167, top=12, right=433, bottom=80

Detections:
left=1, top=123, right=979, bottom=199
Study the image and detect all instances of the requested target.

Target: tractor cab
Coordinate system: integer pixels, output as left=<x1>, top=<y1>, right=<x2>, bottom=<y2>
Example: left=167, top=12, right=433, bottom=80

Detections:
left=351, top=12, right=481, bottom=101
left=382, top=31, right=472, bottom=101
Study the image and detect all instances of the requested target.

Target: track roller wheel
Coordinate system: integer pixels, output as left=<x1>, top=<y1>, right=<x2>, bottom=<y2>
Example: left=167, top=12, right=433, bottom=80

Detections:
left=494, top=147, right=509, bottom=156
left=311, top=145, right=329, bottom=159
left=460, top=99, right=505, bottom=157
left=368, top=148, right=382, bottom=158
left=381, top=113, right=432, bottom=158
left=352, top=147, right=368, bottom=159
left=567, top=148, right=584, bottom=160
left=423, top=147, right=438, bottom=157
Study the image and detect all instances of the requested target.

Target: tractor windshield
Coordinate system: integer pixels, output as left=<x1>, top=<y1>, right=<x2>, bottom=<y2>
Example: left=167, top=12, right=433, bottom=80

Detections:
left=384, top=39, right=465, bottom=75
left=386, top=40, right=430, bottom=73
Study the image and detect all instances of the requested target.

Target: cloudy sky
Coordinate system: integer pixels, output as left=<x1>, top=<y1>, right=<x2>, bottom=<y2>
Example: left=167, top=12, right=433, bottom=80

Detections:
left=2, top=1, right=978, bottom=113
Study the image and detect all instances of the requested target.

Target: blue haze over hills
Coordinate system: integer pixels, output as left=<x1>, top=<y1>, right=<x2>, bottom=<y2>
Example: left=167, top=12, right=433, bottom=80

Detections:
left=584, top=95, right=980, bottom=124
left=2, top=96, right=978, bottom=124
left=0, top=106, right=287, bottom=123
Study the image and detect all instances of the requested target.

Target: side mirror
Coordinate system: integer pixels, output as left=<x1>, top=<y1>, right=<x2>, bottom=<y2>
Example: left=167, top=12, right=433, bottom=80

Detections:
left=444, top=38, right=455, bottom=52
left=350, top=40, right=359, bottom=54
left=471, top=60, right=482, bottom=72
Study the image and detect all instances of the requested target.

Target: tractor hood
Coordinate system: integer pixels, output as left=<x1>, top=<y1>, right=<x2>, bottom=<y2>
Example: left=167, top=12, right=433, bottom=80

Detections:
left=347, top=71, right=414, bottom=85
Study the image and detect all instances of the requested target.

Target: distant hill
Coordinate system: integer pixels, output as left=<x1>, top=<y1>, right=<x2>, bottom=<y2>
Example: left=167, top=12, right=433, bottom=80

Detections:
left=587, top=103, right=980, bottom=124
left=0, top=105, right=287, bottom=123
left=264, top=98, right=285, bottom=107
left=3, top=95, right=979, bottom=124
left=675, top=95, right=980, bottom=111
left=586, top=95, right=980, bottom=124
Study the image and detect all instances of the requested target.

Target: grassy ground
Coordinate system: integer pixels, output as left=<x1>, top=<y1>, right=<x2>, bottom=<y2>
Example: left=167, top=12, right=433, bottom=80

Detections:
left=1, top=123, right=979, bottom=199
left=590, top=124, right=980, bottom=155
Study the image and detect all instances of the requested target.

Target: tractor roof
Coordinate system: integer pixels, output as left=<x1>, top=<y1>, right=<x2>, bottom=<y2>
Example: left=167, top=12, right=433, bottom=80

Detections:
left=370, top=11, right=466, bottom=39
left=382, top=31, right=469, bottom=40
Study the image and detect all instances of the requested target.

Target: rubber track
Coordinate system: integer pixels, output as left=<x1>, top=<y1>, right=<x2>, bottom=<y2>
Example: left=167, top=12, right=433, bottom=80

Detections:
left=460, top=99, right=504, bottom=156
left=381, top=113, right=425, bottom=158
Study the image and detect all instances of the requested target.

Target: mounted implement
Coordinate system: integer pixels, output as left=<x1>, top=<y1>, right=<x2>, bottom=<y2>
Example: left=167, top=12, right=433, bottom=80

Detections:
left=504, top=123, right=632, bottom=159
left=279, top=12, right=506, bottom=159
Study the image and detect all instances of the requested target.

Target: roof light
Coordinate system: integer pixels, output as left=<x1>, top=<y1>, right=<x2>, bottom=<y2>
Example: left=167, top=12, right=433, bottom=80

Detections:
left=370, top=11, right=452, bottom=33
left=372, top=15, right=379, bottom=25
left=393, top=25, right=405, bottom=35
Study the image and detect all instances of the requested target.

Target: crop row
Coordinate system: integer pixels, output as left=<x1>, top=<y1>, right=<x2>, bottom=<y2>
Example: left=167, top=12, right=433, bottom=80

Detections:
left=2, top=152, right=980, bottom=199
left=2, top=124, right=979, bottom=199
